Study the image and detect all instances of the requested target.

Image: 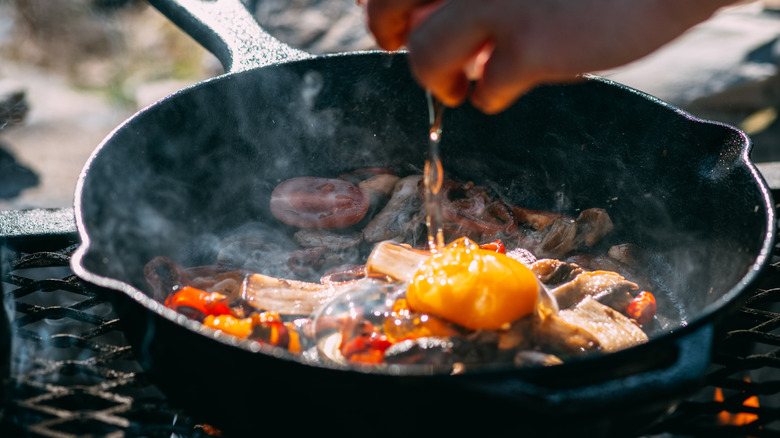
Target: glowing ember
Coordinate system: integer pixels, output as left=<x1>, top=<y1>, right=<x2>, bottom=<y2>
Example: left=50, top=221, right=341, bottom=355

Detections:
left=715, top=381, right=759, bottom=427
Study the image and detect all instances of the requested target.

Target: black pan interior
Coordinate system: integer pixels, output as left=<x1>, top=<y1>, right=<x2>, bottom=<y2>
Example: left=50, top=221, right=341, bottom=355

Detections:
left=78, top=52, right=768, bottom=329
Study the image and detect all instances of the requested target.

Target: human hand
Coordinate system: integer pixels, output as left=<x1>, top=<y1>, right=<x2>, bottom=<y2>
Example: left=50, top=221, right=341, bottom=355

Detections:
left=363, top=0, right=735, bottom=114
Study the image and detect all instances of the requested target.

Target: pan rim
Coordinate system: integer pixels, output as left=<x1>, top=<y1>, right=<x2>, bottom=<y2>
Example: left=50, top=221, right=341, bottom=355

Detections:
left=70, top=54, right=777, bottom=378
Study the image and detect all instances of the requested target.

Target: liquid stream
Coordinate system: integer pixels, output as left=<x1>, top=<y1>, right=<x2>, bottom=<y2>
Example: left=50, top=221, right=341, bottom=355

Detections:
left=425, top=91, right=445, bottom=252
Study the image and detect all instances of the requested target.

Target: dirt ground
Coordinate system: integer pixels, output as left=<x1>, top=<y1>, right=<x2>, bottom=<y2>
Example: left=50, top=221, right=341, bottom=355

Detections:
left=1, top=0, right=779, bottom=211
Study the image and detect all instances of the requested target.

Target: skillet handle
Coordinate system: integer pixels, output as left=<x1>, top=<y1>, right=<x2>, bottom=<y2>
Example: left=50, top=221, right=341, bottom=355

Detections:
left=147, top=0, right=312, bottom=73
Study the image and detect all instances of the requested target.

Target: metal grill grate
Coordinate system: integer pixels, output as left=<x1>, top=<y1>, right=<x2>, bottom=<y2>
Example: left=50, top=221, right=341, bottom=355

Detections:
left=646, top=248, right=780, bottom=436
left=0, top=244, right=214, bottom=437
left=0, top=234, right=779, bottom=437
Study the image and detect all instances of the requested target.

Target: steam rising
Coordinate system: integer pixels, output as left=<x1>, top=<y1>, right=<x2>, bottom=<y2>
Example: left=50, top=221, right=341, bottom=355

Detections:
left=73, top=53, right=771, bottom=368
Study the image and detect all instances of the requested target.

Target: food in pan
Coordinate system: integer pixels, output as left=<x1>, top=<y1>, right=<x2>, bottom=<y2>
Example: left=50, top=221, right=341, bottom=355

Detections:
left=147, top=169, right=660, bottom=372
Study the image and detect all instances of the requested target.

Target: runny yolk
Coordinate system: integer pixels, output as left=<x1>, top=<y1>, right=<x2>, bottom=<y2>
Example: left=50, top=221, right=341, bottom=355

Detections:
left=406, top=237, right=539, bottom=331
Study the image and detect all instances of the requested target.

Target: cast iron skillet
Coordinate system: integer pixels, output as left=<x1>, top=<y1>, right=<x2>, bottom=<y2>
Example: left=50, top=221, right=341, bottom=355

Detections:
left=71, top=0, right=776, bottom=435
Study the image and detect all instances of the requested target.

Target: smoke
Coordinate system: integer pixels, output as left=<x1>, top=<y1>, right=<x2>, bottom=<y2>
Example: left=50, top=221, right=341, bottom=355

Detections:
left=1, top=247, right=11, bottom=413
left=69, top=26, right=771, bottom=380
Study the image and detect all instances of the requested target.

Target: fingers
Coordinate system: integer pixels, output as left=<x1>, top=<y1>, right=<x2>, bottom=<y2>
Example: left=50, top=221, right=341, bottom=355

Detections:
left=408, top=0, right=575, bottom=113
left=365, top=0, right=566, bottom=113
left=364, top=0, right=439, bottom=51
left=470, top=44, right=542, bottom=114
left=366, top=0, right=734, bottom=114
left=405, top=0, right=493, bottom=106
left=472, top=42, right=584, bottom=113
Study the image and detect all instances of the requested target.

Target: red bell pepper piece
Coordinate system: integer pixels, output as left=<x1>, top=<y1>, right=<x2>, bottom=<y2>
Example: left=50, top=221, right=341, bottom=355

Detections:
left=479, top=239, right=506, bottom=254
left=341, top=335, right=393, bottom=364
left=165, top=286, right=232, bottom=317
left=626, top=291, right=656, bottom=325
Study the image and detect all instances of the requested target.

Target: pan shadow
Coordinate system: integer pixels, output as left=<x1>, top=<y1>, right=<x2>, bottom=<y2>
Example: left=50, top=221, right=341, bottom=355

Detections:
left=0, top=143, right=38, bottom=200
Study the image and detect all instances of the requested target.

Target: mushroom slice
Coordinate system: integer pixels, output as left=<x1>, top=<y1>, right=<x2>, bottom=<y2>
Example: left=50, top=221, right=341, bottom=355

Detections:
left=243, top=273, right=359, bottom=316
left=537, top=216, right=578, bottom=259
left=512, top=206, right=569, bottom=231
left=550, top=270, right=638, bottom=309
left=364, top=241, right=429, bottom=282
left=362, top=175, right=426, bottom=245
left=530, top=258, right=584, bottom=286
left=557, top=296, right=648, bottom=353
left=574, top=208, right=614, bottom=248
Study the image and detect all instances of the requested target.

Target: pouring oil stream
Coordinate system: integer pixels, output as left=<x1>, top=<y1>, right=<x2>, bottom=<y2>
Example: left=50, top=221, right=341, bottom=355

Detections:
left=425, top=91, right=446, bottom=252
left=423, top=90, right=558, bottom=314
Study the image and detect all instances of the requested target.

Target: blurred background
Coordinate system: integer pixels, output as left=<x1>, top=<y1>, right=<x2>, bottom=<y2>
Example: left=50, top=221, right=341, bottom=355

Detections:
left=0, top=0, right=779, bottom=210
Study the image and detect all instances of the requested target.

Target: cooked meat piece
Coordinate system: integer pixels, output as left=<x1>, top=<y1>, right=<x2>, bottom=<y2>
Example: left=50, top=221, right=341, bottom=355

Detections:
left=496, top=311, right=599, bottom=358
left=270, top=177, right=369, bottom=229
left=293, top=229, right=363, bottom=250
left=574, top=208, right=614, bottom=248
left=439, top=181, right=517, bottom=241
left=243, top=273, right=357, bottom=315
left=607, top=243, right=646, bottom=266
left=511, top=206, right=569, bottom=231
left=528, top=208, right=614, bottom=259
left=558, top=297, right=648, bottom=353
left=530, top=259, right=584, bottom=286
left=537, top=216, right=578, bottom=258
left=362, top=175, right=426, bottom=245
left=565, top=253, right=646, bottom=287
left=531, top=313, right=601, bottom=356
left=551, top=270, right=638, bottom=309
left=595, top=289, right=635, bottom=315
left=358, top=173, right=401, bottom=224
left=505, top=247, right=537, bottom=267
left=565, top=253, right=625, bottom=273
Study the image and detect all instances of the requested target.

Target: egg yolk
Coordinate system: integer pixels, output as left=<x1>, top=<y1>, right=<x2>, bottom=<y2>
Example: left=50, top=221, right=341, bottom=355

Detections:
left=406, top=237, right=540, bottom=330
